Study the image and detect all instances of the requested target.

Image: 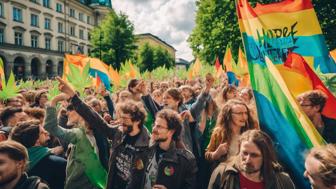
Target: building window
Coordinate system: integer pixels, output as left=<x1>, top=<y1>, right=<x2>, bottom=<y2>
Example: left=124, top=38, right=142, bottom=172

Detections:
left=45, top=18, right=51, bottom=30
left=88, top=32, right=91, bottom=40
left=79, top=29, right=84, bottom=40
left=70, top=8, right=75, bottom=18
left=0, top=28, right=4, bottom=43
left=58, top=40, right=64, bottom=52
left=14, top=32, right=23, bottom=46
left=70, top=26, right=75, bottom=36
left=79, top=13, right=84, bottom=21
left=31, top=35, right=39, bottom=48
left=13, top=7, right=23, bottom=22
left=43, top=0, right=50, bottom=8
left=56, top=3, right=63, bottom=13
left=31, top=14, right=39, bottom=27
left=45, top=37, right=51, bottom=50
left=30, top=0, right=39, bottom=4
left=58, top=22, right=63, bottom=33
left=0, top=3, right=3, bottom=17
left=79, top=45, right=84, bottom=54
left=87, top=16, right=90, bottom=24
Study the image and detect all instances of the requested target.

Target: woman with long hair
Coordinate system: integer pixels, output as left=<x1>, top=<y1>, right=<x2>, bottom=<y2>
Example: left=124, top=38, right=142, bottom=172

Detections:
left=205, top=99, right=257, bottom=165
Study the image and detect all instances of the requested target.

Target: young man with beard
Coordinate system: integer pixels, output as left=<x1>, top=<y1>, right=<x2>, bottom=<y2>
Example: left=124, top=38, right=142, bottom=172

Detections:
left=211, top=130, right=295, bottom=189
left=0, top=140, right=49, bottom=189
left=56, top=77, right=150, bottom=189
left=142, top=109, right=197, bottom=189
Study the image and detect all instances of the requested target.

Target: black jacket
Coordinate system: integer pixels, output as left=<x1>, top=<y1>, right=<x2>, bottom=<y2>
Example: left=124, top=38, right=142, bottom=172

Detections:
left=136, top=143, right=198, bottom=189
left=71, top=95, right=150, bottom=189
left=14, top=173, right=49, bottom=189
left=28, top=154, right=66, bottom=189
left=322, top=115, right=336, bottom=143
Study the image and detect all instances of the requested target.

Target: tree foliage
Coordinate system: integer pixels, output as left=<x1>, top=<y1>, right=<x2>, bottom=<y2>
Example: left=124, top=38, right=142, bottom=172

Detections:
left=90, top=10, right=137, bottom=70
left=137, top=43, right=175, bottom=72
left=189, top=0, right=336, bottom=64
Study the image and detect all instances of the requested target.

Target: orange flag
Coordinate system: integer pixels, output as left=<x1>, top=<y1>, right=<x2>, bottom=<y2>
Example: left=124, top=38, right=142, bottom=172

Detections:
left=331, top=49, right=336, bottom=62
left=223, top=46, right=234, bottom=72
left=129, top=61, right=137, bottom=79
left=192, top=58, right=202, bottom=76
left=108, top=65, right=121, bottom=87
left=238, top=47, right=250, bottom=87
left=63, top=54, right=86, bottom=80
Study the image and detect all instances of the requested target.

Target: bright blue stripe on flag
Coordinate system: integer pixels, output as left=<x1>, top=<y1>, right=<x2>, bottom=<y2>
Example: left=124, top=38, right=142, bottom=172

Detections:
left=89, top=68, right=111, bottom=90
left=242, top=33, right=336, bottom=73
left=254, top=91, right=310, bottom=189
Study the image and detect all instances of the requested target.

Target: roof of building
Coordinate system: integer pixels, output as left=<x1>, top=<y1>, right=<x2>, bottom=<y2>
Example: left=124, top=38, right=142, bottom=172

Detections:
left=78, top=0, right=112, bottom=9
left=136, top=33, right=176, bottom=51
left=176, top=58, right=191, bottom=65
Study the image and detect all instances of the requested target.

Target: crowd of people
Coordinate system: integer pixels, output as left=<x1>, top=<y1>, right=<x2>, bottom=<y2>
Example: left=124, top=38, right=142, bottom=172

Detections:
left=0, top=72, right=335, bottom=189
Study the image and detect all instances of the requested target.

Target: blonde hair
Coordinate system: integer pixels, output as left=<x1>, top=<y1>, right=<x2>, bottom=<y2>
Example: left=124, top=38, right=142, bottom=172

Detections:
left=307, top=144, right=336, bottom=187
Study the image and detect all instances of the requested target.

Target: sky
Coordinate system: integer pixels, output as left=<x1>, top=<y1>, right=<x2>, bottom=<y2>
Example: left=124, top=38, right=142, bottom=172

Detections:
left=112, top=0, right=196, bottom=61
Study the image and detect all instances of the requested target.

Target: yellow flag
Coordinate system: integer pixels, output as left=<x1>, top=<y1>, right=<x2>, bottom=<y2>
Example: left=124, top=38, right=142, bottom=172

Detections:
left=108, top=65, right=121, bottom=87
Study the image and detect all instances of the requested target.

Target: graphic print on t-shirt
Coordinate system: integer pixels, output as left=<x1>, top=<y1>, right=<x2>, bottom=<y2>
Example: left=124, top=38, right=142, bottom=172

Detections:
left=115, top=144, right=135, bottom=181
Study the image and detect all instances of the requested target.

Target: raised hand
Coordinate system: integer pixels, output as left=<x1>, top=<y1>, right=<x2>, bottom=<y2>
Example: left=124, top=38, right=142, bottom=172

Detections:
left=180, top=110, right=194, bottom=122
left=135, top=80, right=147, bottom=95
left=56, top=77, right=76, bottom=98
left=50, top=93, right=70, bottom=107
left=214, top=142, right=229, bottom=159
left=205, top=73, right=215, bottom=93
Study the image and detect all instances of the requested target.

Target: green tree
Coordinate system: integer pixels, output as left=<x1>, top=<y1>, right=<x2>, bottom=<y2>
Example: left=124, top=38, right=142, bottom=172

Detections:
left=188, top=0, right=240, bottom=64
left=312, top=0, right=336, bottom=50
left=90, top=10, right=136, bottom=70
left=137, top=43, right=155, bottom=72
left=137, top=43, right=175, bottom=72
left=189, top=0, right=336, bottom=64
left=153, top=47, right=175, bottom=69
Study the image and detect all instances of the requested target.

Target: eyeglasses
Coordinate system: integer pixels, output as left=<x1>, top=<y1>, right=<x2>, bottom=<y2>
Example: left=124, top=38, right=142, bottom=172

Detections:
left=232, top=112, right=248, bottom=116
left=153, top=124, right=169, bottom=130
left=300, top=104, right=313, bottom=107
left=119, top=116, right=132, bottom=121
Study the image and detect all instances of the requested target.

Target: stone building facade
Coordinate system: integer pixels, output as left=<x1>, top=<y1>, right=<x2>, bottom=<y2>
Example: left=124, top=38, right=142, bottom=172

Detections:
left=0, top=0, right=111, bottom=80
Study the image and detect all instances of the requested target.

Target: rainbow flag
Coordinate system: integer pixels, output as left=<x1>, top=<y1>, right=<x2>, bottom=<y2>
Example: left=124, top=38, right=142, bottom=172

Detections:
left=237, top=0, right=326, bottom=188
left=278, top=52, right=336, bottom=119
left=81, top=57, right=111, bottom=91
left=63, top=54, right=111, bottom=91
left=237, top=0, right=336, bottom=74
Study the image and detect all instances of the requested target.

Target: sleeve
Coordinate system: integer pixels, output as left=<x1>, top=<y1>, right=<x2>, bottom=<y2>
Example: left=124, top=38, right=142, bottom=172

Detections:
left=104, top=94, right=115, bottom=119
left=205, top=131, right=220, bottom=161
left=141, top=94, right=162, bottom=117
left=44, top=106, right=77, bottom=144
left=57, top=113, right=68, bottom=128
left=277, top=173, right=296, bottom=189
left=190, top=92, right=209, bottom=122
left=71, top=95, right=121, bottom=140
left=182, top=152, right=198, bottom=189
